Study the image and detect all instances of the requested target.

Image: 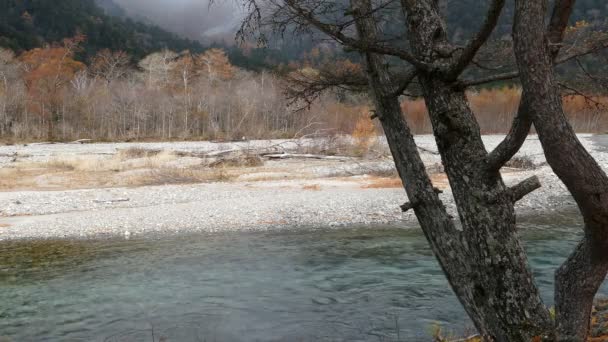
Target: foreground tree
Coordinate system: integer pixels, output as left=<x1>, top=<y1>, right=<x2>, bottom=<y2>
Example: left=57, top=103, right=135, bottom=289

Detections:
left=238, top=0, right=608, bottom=340
left=513, top=1, right=608, bottom=339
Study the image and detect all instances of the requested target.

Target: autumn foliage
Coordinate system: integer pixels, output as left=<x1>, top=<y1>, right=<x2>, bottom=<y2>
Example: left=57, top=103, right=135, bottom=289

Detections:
left=1, top=41, right=608, bottom=142
left=19, top=35, right=86, bottom=140
left=402, top=87, right=608, bottom=134
left=352, top=110, right=377, bottom=154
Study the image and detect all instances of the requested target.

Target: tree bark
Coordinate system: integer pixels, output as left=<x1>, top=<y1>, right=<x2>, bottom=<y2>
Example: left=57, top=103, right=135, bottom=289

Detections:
left=485, top=95, right=533, bottom=172
left=349, top=0, right=462, bottom=269
left=402, top=0, right=553, bottom=340
left=351, top=0, right=552, bottom=340
left=513, top=0, right=608, bottom=340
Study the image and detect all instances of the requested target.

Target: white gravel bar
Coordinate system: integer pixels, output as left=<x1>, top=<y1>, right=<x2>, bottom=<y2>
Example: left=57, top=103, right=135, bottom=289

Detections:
left=0, top=134, right=605, bottom=241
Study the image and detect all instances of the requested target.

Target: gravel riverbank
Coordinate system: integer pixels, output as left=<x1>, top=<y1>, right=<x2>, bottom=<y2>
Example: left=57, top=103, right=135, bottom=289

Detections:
left=0, top=134, right=604, bottom=240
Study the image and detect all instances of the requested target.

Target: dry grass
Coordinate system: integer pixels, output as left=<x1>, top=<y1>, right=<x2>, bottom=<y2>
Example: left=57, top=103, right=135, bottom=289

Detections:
left=209, top=155, right=264, bottom=168
left=43, top=159, right=77, bottom=171
left=364, top=168, right=400, bottom=178
left=352, top=114, right=378, bottom=157
left=362, top=177, right=403, bottom=189
left=302, top=184, right=321, bottom=191
left=0, top=166, right=118, bottom=190
left=128, top=168, right=235, bottom=186
left=0, top=148, right=241, bottom=190
left=292, top=136, right=358, bottom=157
left=401, top=87, right=608, bottom=134
left=28, top=150, right=178, bottom=173
left=117, top=147, right=162, bottom=159
left=361, top=173, right=449, bottom=189
left=323, top=103, right=370, bottom=134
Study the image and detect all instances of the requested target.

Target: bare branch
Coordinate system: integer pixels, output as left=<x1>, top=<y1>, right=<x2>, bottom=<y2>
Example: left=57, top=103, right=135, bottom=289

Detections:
left=285, top=61, right=368, bottom=108
left=446, top=0, right=506, bottom=80
left=282, top=0, right=431, bottom=70
left=400, top=201, right=417, bottom=212
left=390, top=68, right=417, bottom=97
left=556, top=36, right=608, bottom=64
left=558, top=81, right=608, bottom=110
left=574, top=58, right=608, bottom=93
left=485, top=94, right=532, bottom=172
left=508, top=175, right=541, bottom=203
left=457, top=71, right=519, bottom=88
left=458, top=37, right=608, bottom=88
left=235, top=0, right=265, bottom=45
left=284, top=62, right=417, bottom=109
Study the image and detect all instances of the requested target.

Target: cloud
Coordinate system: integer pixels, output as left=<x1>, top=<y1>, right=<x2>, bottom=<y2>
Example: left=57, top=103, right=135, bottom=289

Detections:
left=112, top=0, right=243, bottom=42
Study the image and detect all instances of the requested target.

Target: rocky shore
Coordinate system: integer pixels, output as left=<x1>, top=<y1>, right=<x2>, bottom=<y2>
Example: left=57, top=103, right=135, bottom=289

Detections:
left=0, top=134, right=605, bottom=240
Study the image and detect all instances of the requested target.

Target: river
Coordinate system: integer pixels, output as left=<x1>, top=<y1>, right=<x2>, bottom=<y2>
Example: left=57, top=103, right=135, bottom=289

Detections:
left=1, top=209, right=606, bottom=341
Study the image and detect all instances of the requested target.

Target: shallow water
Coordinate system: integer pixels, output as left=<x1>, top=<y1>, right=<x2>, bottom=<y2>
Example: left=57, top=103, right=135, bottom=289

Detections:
left=1, top=210, right=606, bottom=341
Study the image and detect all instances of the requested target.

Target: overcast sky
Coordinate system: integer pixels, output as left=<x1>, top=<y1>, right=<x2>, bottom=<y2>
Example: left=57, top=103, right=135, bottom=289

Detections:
left=113, top=0, right=244, bottom=42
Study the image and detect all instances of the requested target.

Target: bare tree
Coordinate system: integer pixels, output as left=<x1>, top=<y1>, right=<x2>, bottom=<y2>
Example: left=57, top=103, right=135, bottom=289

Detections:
left=90, top=49, right=131, bottom=84
left=513, top=1, right=608, bottom=340
left=138, top=50, right=178, bottom=90
left=237, top=0, right=608, bottom=340
left=0, top=48, right=25, bottom=136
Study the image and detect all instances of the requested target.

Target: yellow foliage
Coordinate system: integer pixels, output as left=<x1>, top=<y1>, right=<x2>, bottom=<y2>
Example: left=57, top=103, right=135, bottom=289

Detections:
left=352, top=113, right=377, bottom=154
left=295, top=67, right=319, bottom=79
left=197, top=48, right=235, bottom=81
left=567, top=20, right=590, bottom=32
left=352, top=115, right=376, bottom=141
left=333, top=59, right=362, bottom=75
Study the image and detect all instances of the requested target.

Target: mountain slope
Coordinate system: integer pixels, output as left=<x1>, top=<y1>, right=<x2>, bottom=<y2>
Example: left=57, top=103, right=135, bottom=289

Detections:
left=0, top=0, right=205, bottom=60
left=0, top=0, right=606, bottom=69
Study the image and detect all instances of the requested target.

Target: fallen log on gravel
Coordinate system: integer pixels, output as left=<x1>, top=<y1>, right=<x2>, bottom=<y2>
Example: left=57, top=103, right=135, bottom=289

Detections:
left=70, top=139, right=94, bottom=144
left=263, top=153, right=353, bottom=161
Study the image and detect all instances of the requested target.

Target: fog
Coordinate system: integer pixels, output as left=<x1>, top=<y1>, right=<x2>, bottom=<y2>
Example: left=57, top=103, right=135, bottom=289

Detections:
left=112, top=0, right=243, bottom=43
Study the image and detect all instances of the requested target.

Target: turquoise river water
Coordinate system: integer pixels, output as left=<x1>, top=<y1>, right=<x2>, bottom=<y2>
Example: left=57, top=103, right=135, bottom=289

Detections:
left=1, top=210, right=606, bottom=341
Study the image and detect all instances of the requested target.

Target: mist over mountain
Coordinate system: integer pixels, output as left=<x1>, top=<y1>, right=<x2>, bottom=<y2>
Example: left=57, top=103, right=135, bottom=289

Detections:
left=2, top=0, right=607, bottom=71
left=108, top=0, right=242, bottom=44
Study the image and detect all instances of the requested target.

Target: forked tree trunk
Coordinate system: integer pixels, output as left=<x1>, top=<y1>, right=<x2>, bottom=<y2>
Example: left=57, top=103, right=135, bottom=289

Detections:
left=513, top=1, right=608, bottom=340
left=351, top=0, right=552, bottom=340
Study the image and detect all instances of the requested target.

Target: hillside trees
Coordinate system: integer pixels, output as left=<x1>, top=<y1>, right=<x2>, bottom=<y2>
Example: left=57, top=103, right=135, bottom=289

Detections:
left=238, top=0, right=608, bottom=340
left=19, top=35, right=86, bottom=140
left=171, top=53, right=197, bottom=132
left=0, top=0, right=205, bottom=60
left=0, top=42, right=322, bottom=141
left=0, top=41, right=605, bottom=143
left=138, top=50, right=178, bottom=90
left=0, top=48, right=24, bottom=135
left=197, top=48, right=236, bottom=83
left=90, top=49, right=130, bottom=83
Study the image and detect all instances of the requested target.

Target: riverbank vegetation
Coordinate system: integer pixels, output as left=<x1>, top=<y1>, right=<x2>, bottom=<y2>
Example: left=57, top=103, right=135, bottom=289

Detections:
left=1, top=39, right=607, bottom=143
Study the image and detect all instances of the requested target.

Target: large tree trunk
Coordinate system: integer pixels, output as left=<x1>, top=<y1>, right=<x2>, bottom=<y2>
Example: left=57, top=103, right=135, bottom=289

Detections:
left=351, top=0, right=552, bottom=340
left=513, top=0, right=608, bottom=340
left=418, top=78, right=553, bottom=341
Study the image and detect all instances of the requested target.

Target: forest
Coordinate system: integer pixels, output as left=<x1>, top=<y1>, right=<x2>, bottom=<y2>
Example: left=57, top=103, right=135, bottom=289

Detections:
left=0, top=0, right=607, bottom=142
left=0, top=37, right=607, bottom=142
